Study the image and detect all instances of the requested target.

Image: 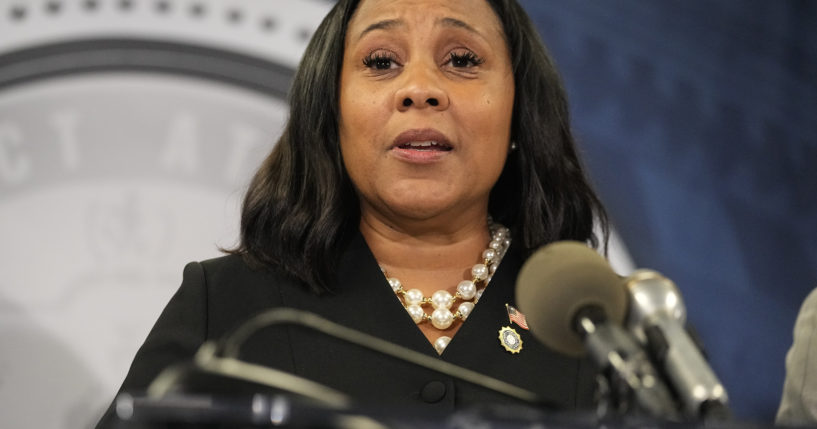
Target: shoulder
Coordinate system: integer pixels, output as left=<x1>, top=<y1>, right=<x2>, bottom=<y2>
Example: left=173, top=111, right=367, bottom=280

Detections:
left=777, top=288, right=817, bottom=424
left=197, top=253, right=258, bottom=274
left=191, top=253, right=289, bottom=290
left=789, top=288, right=817, bottom=351
left=176, top=254, right=306, bottom=339
left=800, top=288, right=817, bottom=314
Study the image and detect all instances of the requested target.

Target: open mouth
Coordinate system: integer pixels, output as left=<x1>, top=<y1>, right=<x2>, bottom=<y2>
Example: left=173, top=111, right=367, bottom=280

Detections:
left=397, top=141, right=453, bottom=151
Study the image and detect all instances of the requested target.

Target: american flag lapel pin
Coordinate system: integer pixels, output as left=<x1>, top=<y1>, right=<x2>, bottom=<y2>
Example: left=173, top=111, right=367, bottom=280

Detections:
left=499, top=303, right=525, bottom=354
left=506, top=304, right=529, bottom=330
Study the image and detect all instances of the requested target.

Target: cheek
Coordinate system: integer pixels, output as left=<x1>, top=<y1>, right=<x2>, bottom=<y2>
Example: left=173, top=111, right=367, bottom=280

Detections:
left=339, top=132, right=369, bottom=184
left=339, top=103, right=371, bottom=166
left=472, top=92, right=513, bottom=146
left=467, top=91, right=513, bottom=179
left=340, top=101, right=387, bottom=159
left=339, top=124, right=378, bottom=195
left=340, top=75, right=389, bottom=122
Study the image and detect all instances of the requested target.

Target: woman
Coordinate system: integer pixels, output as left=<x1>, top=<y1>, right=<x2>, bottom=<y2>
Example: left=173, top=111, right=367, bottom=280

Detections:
left=98, top=0, right=608, bottom=425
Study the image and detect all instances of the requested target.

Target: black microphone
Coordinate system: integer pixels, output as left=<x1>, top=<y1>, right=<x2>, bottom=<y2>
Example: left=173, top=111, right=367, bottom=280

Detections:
left=623, top=269, right=730, bottom=421
left=515, top=241, right=680, bottom=420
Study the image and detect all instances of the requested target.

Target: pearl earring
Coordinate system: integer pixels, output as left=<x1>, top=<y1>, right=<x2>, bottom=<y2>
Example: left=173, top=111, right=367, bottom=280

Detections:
left=510, top=141, right=518, bottom=151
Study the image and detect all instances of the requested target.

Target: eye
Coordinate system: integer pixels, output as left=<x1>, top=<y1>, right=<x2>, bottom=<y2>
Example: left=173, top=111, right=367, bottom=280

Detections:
left=446, top=50, right=484, bottom=68
left=363, top=51, right=399, bottom=70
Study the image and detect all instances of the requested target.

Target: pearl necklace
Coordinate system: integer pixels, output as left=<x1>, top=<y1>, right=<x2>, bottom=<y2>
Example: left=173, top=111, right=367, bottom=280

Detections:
left=381, top=223, right=511, bottom=354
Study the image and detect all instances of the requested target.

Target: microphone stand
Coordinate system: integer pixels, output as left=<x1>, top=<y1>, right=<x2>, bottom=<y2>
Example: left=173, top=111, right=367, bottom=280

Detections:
left=117, top=308, right=550, bottom=427
left=218, top=307, right=544, bottom=405
left=574, top=309, right=681, bottom=422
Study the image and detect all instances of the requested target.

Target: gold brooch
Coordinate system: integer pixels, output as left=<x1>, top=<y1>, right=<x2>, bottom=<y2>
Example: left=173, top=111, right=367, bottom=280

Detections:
left=498, top=326, right=523, bottom=353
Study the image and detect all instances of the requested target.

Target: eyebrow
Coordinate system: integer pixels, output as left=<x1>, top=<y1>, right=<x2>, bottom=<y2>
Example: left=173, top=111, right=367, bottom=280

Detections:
left=356, top=16, right=482, bottom=41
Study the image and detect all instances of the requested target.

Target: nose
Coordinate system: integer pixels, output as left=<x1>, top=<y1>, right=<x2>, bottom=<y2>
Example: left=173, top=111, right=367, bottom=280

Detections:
left=394, top=62, right=450, bottom=112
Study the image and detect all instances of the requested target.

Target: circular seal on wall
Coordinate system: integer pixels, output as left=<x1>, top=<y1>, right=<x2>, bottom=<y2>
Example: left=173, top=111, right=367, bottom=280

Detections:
left=0, top=1, right=330, bottom=427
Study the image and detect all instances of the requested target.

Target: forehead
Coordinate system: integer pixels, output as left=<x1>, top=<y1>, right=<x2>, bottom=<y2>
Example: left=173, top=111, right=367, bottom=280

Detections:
left=347, top=0, right=505, bottom=41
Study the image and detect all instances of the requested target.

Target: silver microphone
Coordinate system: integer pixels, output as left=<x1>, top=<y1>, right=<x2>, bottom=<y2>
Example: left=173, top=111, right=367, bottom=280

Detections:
left=624, top=269, right=730, bottom=420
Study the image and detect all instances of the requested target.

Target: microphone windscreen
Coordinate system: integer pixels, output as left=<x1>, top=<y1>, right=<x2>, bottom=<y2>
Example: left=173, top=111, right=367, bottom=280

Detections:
left=515, top=241, right=627, bottom=356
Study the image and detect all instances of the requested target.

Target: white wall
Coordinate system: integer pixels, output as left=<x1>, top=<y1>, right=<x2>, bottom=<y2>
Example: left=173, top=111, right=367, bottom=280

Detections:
left=0, top=1, right=329, bottom=427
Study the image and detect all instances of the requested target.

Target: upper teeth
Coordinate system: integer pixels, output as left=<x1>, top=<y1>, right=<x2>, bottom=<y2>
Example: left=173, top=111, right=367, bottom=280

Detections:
left=407, top=141, right=437, bottom=147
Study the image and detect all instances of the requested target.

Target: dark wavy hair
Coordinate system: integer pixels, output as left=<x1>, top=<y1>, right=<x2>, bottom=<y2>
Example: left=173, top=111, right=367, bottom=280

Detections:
left=231, top=0, right=608, bottom=294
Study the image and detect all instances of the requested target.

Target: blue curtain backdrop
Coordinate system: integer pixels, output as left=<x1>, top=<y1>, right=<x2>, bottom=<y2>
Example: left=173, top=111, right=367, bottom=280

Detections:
left=518, top=0, right=817, bottom=421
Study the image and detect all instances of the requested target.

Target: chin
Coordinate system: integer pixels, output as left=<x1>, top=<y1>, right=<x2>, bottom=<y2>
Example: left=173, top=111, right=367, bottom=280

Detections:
left=382, top=194, right=463, bottom=221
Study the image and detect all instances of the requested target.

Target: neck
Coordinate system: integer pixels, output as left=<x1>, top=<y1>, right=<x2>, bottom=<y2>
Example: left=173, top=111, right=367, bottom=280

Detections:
left=359, top=207, right=492, bottom=275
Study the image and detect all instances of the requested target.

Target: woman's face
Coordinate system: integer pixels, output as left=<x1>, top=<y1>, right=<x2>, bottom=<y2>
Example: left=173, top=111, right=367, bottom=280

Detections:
left=339, top=0, right=514, bottom=225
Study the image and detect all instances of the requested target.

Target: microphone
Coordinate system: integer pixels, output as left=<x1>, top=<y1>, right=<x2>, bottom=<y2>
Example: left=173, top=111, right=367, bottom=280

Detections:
left=515, top=241, right=680, bottom=420
left=514, top=240, right=627, bottom=356
left=624, top=269, right=730, bottom=421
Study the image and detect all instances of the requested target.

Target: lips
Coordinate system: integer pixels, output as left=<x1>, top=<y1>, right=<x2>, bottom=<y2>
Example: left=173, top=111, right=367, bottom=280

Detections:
left=398, top=141, right=451, bottom=151
left=392, top=129, right=453, bottom=152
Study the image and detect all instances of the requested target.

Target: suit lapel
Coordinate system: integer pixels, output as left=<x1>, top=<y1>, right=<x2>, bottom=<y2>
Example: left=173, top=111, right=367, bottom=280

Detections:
left=277, top=232, right=438, bottom=356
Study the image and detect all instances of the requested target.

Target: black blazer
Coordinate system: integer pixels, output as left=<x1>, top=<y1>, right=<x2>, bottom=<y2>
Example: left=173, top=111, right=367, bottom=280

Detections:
left=97, top=233, right=596, bottom=426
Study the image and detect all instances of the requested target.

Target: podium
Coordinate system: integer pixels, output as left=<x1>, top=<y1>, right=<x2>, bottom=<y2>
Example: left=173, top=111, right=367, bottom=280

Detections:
left=110, top=391, right=773, bottom=429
